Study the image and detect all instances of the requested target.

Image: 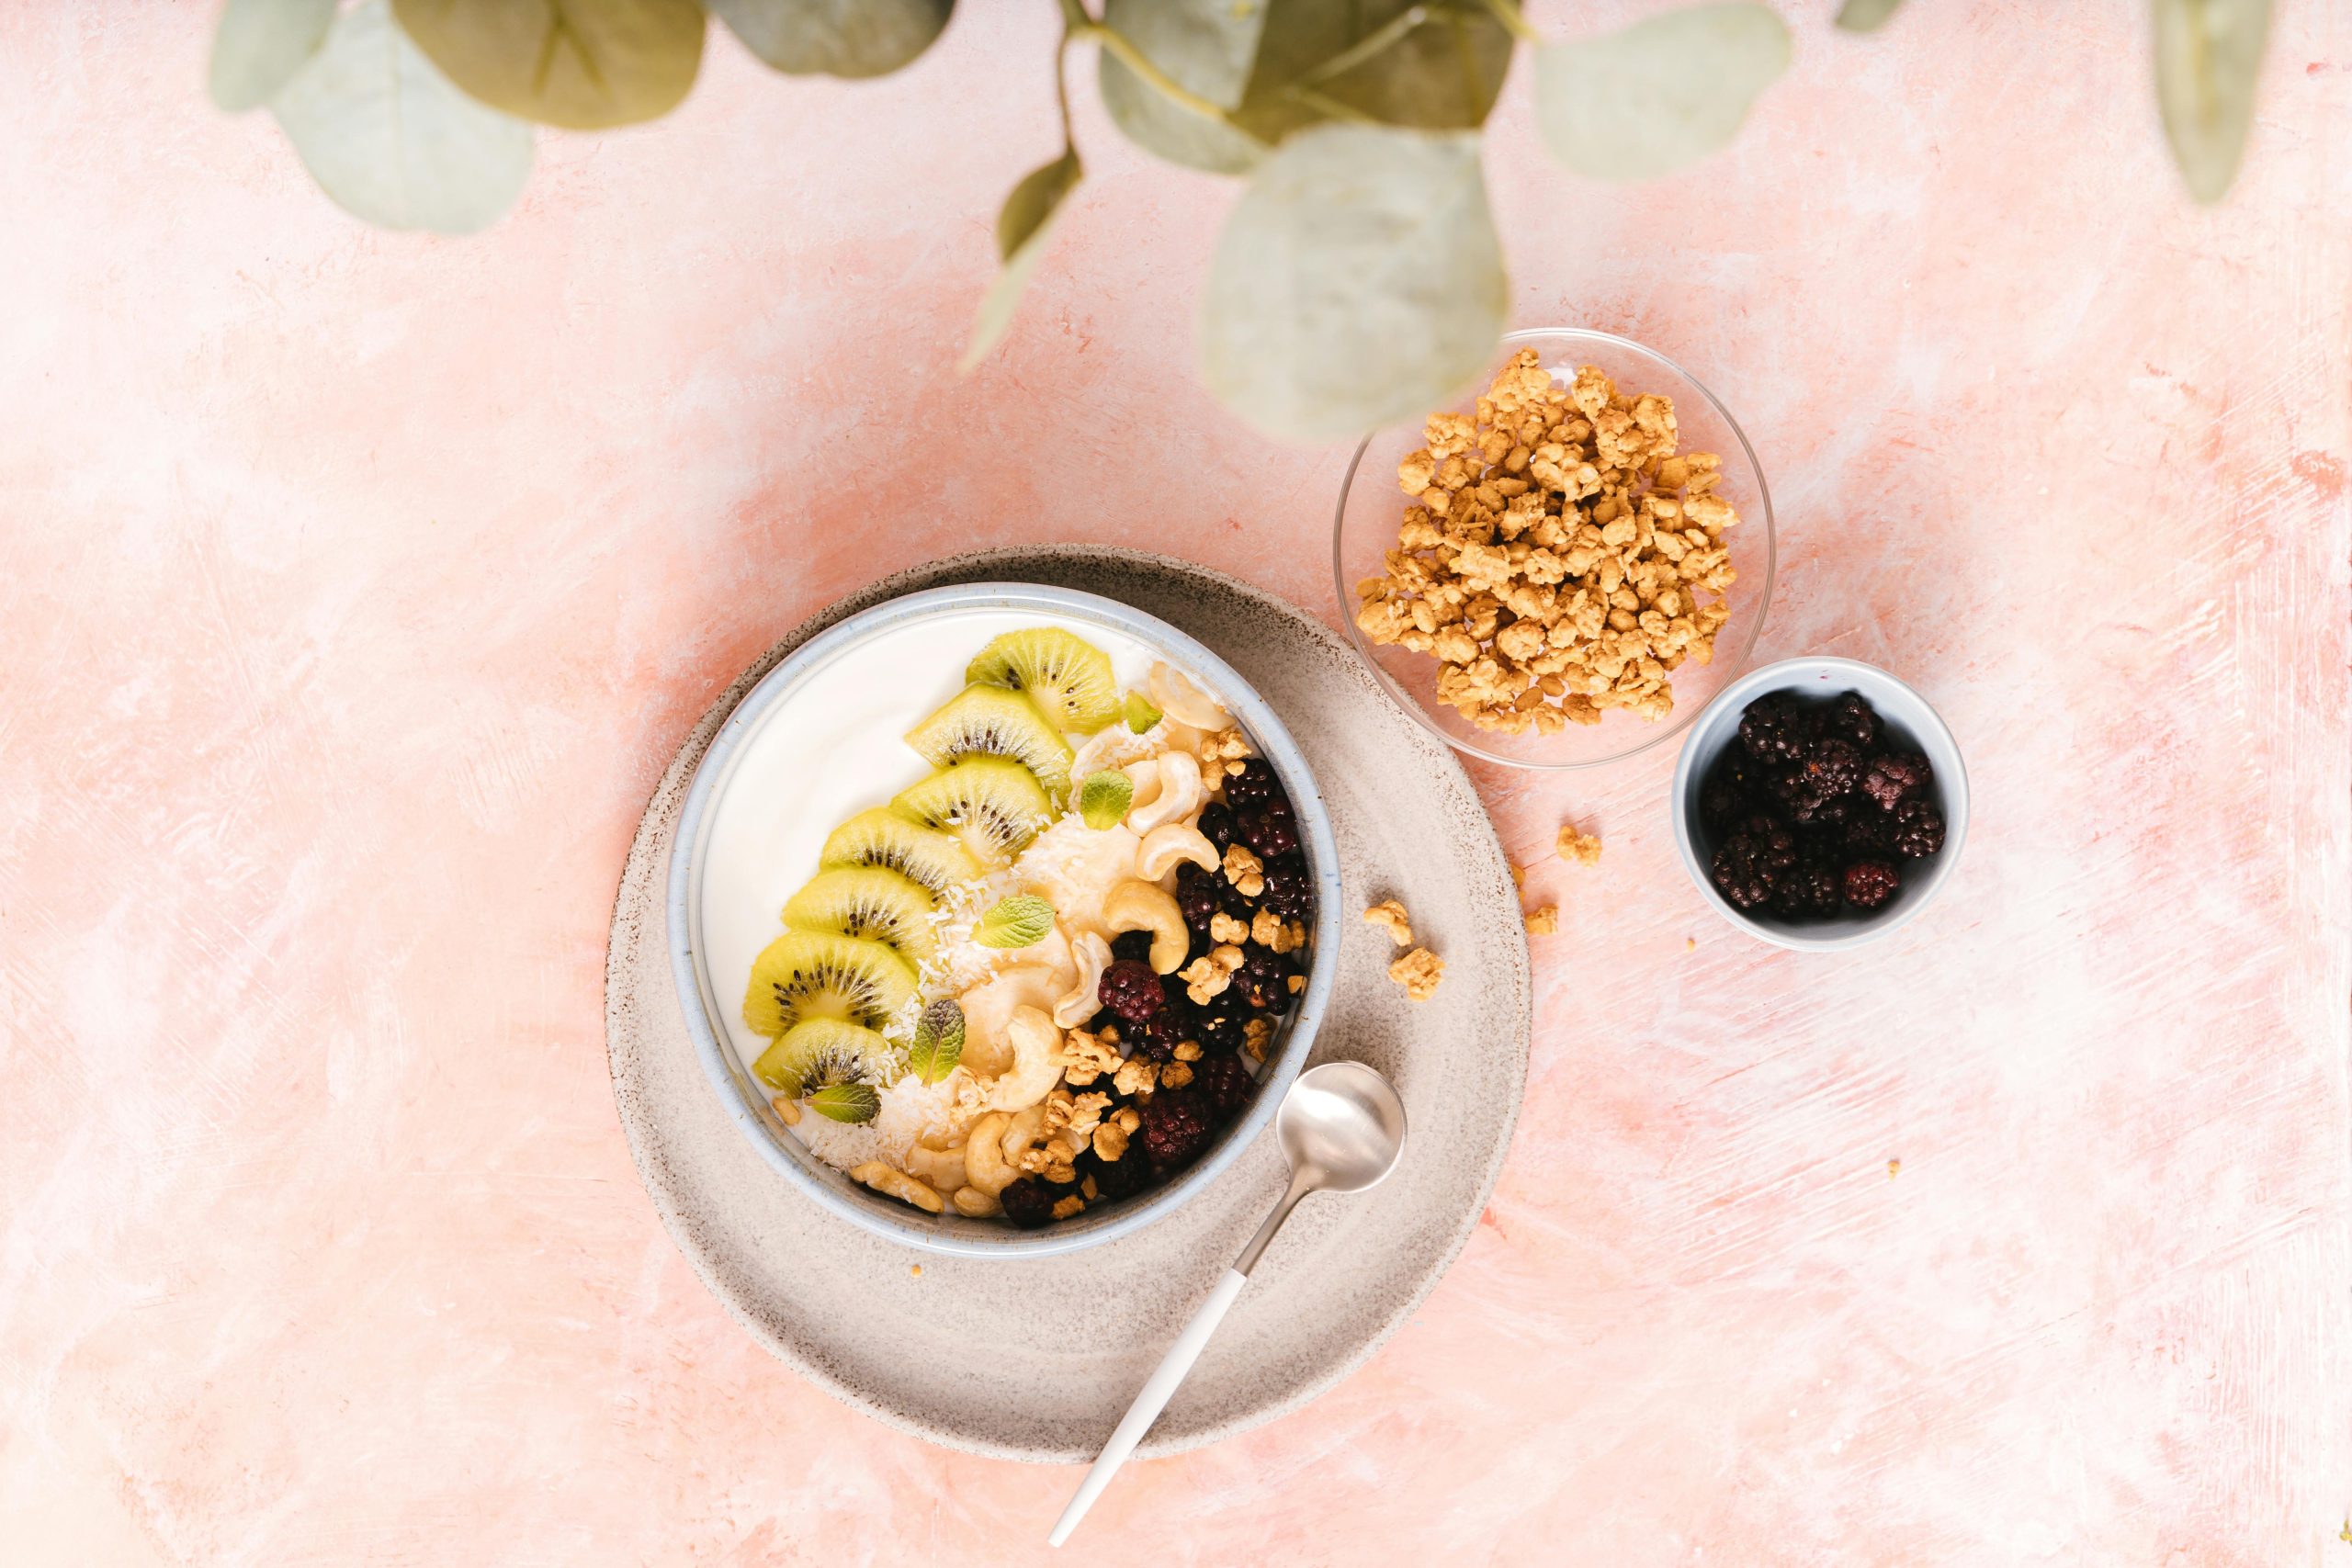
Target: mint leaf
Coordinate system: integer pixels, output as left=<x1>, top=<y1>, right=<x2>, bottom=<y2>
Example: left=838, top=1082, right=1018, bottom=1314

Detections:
left=1123, top=692, right=1162, bottom=733
left=907, top=998, right=966, bottom=1085
left=807, top=1081, right=880, bottom=1124
left=1078, top=770, right=1135, bottom=830
left=976, top=894, right=1055, bottom=949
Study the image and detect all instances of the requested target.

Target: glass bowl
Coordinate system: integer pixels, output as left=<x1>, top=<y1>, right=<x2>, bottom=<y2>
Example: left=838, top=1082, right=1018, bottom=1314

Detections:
left=1331, top=327, right=1776, bottom=771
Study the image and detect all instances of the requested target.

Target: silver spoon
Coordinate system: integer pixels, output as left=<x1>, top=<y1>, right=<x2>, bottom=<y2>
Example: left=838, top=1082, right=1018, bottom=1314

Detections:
left=1048, top=1061, right=1408, bottom=1547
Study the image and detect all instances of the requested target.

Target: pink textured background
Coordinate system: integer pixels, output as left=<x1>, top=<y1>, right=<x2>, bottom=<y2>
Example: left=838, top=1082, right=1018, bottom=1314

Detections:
left=5, top=4, right=2348, bottom=1563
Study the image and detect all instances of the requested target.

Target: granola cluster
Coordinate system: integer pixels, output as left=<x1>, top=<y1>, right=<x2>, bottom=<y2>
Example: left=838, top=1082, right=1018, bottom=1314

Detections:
left=1355, top=350, right=1739, bottom=733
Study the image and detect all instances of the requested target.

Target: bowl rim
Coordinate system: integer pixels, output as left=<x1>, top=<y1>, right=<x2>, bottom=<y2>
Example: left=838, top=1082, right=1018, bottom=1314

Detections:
left=665, top=581, right=1342, bottom=1258
left=1668, top=656, right=1971, bottom=952
left=1330, top=325, right=1778, bottom=772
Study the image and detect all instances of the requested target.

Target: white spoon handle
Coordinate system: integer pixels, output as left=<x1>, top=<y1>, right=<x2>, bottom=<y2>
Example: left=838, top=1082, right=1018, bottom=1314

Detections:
left=1047, top=1267, right=1249, bottom=1548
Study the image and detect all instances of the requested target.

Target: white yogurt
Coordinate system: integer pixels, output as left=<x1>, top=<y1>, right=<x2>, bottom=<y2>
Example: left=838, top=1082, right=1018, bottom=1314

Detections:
left=697, top=609, right=1189, bottom=1158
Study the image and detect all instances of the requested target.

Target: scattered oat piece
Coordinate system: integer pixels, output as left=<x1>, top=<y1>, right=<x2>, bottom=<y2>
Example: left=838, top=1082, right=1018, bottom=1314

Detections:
left=1510, top=863, right=1526, bottom=888
left=1387, top=946, right=1445, bottom=1000
left=1887, top=1159, right=1901, bottom=1179
left=1685, top=936, right=1695, bottom=951
left=1363, top=897, right=1414, bottom=947
left=910, top=1264, right=922, bottom=1278
left=1524, top=904, right=1559, bottom=935
left=1556, top=824, right=1602, bottom=864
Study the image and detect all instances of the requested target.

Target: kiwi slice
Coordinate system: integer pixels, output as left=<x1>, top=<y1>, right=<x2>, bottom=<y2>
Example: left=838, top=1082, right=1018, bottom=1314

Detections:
left=820, top=807, right=984, bottom=899
left=890, top=757, right=1053, bottom=868
left=752, top=1017, right=896, bottom=1107
left=905, top=684, right=1075, bottom=801
left=967, top=627, right=1119, bottom=735
left=742, top=930, right=920, bottom=1039
left=782, top=866, right=940, bottom=967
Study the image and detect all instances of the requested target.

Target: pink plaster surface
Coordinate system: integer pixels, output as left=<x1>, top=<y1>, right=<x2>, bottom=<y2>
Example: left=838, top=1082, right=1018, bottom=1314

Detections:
left=4, top=4, right=2349, bottom=1563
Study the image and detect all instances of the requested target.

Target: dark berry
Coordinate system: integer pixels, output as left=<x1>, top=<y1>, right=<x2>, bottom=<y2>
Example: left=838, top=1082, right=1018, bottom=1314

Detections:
left=1710, top=816, right=1797, bottom=910
left=1098, top=960, right=1166, bottom=1024
left=1238, top=800, right=1299, bottom=859
left=1140, top=1000, right=1196, bottom=1063
left=1860, top=752, right=1933, bottom=813
left=1820, top=692, right=1881, bottom=749
left=1700, top=775, right=1750, bottom=829
left=1174, top=863, right=1223, bottom=935
left=1770, top=863, right=1843, bottom=919
left=1193, top=1053, right=1258, bottom=1121
left=1139, top=1089, right=1216, bottom=1173
left=1260, top=854, right=1313, bottom=920
left=1194, top=993, right=1248, bottom=1052
left=1891, top=797, right=1945, bottom=859
left=1235, top=948, right=1294, bottom=1011
left=1195, top=801, right=1239, bottom=851
left=1789, top=737, right=1862, bottom=800
left=1842, top=808, right=1895, bottom=859
left=997, top=1177, right=1058, bottom=1229
left=1843, top=860, right=1901, bottom=909
left=1738, top=693, right=1815, bottom=762
left=1109, top=930, right=1154, bottom=965
left=1223, top=758, right=1283, bottom=810
left=1080, top=1145, right=1151, bottom=1201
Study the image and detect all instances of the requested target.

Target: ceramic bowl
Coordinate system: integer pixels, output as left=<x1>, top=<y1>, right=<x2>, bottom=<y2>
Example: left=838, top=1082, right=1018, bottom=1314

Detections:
left=1670, top=657, right=1969, bottom=951
left=667, top=582, right=1341, bottom=1258
left=1332, top=326, right=1776, bottom=771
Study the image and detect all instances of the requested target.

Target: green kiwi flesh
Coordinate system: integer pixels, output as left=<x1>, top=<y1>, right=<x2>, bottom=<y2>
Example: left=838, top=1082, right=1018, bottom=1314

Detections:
left=966, top=626, right=1119, bottom=735
left=889, top=757, right=1054, bottom=867
left=819, top=807, right=985, bottom=899
left=781, top=866, right=940, bottom=967
left=742, top=931, right=919, bottom=1038
left=904, top=684, right=1075, bottom=800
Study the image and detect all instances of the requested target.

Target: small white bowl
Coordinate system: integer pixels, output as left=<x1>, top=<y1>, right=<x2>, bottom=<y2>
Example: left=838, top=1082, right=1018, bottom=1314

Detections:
left=1670, top=658, right=1969, bottom=951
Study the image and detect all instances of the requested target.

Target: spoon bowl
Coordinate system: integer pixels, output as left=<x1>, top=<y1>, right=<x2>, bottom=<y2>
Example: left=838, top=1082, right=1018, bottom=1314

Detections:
left=1276, top=1061, right=1409, bottom=1194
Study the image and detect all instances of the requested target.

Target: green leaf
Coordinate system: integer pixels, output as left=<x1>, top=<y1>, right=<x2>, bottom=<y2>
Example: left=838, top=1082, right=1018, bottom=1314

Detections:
left=707, top=0, right=952, bottom=78
left=1098, top=0, right=1271, bottom=175
left=390, top=0, right=707, bottom=130
left=1533, top=4, right=1790, bottom=182
left=807, top=1081, right=881, bottom=1123
left=1203, top=124, right=1505, bottom=443
left=976, top=894, right=1056, bottom=949
left=2154, top=0, right=2271, bottom=203
left=907, top=998, right=967, bottom=1085
left=1078, top=770, right=1135, bottom=830
left=1123, top=692, right=1162, bottom=733
left=1833, top=0, right=1905, bottom=31
left=270, top=0, right=536, bottom=235
left=209, top=0, right=335, bottom=111
left=959, top=149, right=1081, bottom=370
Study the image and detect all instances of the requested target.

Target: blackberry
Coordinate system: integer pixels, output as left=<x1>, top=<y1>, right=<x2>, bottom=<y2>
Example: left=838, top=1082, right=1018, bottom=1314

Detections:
left=1223, top=758, right=1283, bottom=810
left=1140, top=1088, right=1216, bottom=1173
left=1174, top=863, right=1223, bottom=935
left=1842, top=860, right=1901, bottom=909
left=1785, top=789, right=1849, bottom=829
left=1770, top=864, right=1843, bottom=919
left=1238, top=800, right=1299, bottom=859
left=1820, top=692, right=1881, bottom=749
left=998, top=1177, right=1058, bottom=1229
left=1109, top=930, right=1154, bottom=965
left=1140, top=999, right=1196, bottom=1062
left=1891, top=797, right=1945, bottom=859
left=1860, top=752, right=1933, bottom=813
left=1080, top=1145, right=1151, bottom=1201
left=1786, top=737, right=1862, bottom=801
left=1193, top=1052, right=1258, bottom=1121
left=1711, top=816, right=1797, bottom=910
left=1700, top=774, right=1751, bottom=829
left=1260, top=854, right=1313, bottom=920
left=1235, top=948, right=1294, bottom=1011
left=1194, top=991, right=1249, bottom=1053
left=1098, top=960, right=1166, bottom=1024
left=1842, top=808, right=1895, bottom=859
left=1195, top=801, right=1239, bottom=852
left=1738, top=693, right=1815, bottom=762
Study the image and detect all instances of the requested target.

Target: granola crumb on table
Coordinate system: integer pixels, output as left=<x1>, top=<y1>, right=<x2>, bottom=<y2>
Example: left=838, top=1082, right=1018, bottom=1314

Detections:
left=1387, top=946, right=1444, bottom=1001
left=1363, top=897, right=1414, bottom=947
left=1524, top=905, right=1559, bottom=935
left=1556, top=824, right=1602, bottom=864
left=1355, top=349, right=1739, bottom=735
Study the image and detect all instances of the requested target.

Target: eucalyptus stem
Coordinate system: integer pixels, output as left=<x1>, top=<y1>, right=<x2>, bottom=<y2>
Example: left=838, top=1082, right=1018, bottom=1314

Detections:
left=1481, top=0, right=1541, bottom=46
left=1292, top=5, right=1431, bottom=89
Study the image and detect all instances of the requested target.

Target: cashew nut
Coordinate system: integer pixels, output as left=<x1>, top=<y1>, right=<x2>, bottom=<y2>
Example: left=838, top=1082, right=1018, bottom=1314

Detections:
left=1054, top=931, right=1112, bottom=1027
left=1136, top=820, right=1219, bottom=881
left=999, top=1102, right=1048, bottom=1179
left=850, top=1161, right=944, bottom=1213
left=1149, top=662, right=1230, bottom=731
left=902, top=1140, right=968, bottom=1192
left=951, top=1186, right=1001, bottom=1218
left=1070, top=724, right=1146, bottom=782
left=975, top=1006, right=1064, bottom=1112
left=1103, top=878, right=1189, bottom=974
left=962, top=1111, right=1016, bottom=1196
left=1126, top=750, right=1204, bottom=834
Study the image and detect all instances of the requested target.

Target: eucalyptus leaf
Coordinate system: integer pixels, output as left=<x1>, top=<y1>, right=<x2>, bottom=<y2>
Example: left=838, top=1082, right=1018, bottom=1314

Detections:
left=1078, top=770, right=1135, bottom=830
left=975, top=894, right=1057, bottom=949
left=1235, top=0, right=1514, bottom=145
left=708, top=0, right=952, bottom=79
left=1202, top=124, right=1504, bottom=444
left=907, top=998, right=966, bottom=1085
left=1123, top=692, right=1162, bottom=733
left=959, top=150, right=1081, bottom=370
left=1833, top=0, right=1905, bottom=32
left=807, top=1081, right=881, bottom=1124
left=1098, top=0, right=1270, bottom=175
left=209, top=0, right=335, bottom=112
left=390, top=0, right=706, bottom=130
left=2154, top=0, right=2271, bottom=203
left=270, top=0, right=536, bottom=234
left=1533, top=4, right=1791, bottom=182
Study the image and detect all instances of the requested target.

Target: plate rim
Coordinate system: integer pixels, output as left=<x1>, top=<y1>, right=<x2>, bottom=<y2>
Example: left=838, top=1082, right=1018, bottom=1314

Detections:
left=604, top=545, right=1532, bottom=1461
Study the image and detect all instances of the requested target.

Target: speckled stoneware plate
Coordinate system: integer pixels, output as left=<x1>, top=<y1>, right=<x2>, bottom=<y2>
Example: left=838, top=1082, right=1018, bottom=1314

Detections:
left=605, top=547, right=1530, bottom=1461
